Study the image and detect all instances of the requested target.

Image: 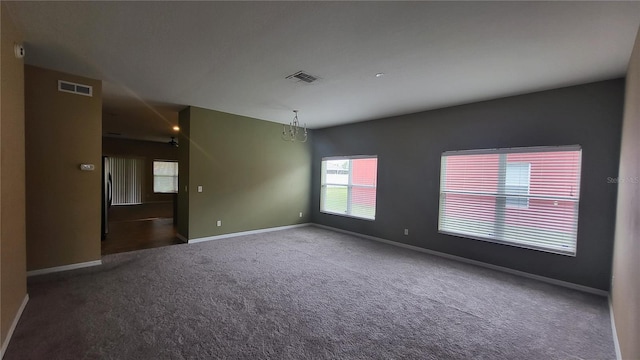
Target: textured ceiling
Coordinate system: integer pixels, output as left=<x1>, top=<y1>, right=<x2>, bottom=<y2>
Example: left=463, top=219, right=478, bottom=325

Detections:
left=6, top=1, right=640, bottom=142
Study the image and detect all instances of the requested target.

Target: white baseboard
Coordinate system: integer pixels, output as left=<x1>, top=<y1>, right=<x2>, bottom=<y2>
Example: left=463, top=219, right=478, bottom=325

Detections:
left=609, top=296, right=622, bottom=360
left=188, top=223, right=311, bottom=244
left=312, top=223, right=609, bottom=297
left=176, top=233, right=188, bottom=243
left=27, top=260, right=102, bottom=277
left=0, top=294, right=29, bottom=359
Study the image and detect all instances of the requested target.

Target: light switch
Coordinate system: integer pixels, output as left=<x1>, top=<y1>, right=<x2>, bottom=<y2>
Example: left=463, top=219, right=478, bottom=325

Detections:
left=197, top=186, right=203, bottom=193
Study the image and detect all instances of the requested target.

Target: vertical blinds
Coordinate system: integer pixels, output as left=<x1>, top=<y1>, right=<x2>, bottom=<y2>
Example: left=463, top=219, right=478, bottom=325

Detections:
left=321, top=156, right=378, bottom=220
left=438, top=146, right=582, bottom=256
left=109, top=157, right=143, bottom=205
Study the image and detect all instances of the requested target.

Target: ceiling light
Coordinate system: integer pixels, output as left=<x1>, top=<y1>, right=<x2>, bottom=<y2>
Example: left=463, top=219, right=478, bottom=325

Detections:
left=375, top=73, right=385, bottom=78
left=281, top=110, right=307, bottom=143
left=172, top=125, right=180, bottom=131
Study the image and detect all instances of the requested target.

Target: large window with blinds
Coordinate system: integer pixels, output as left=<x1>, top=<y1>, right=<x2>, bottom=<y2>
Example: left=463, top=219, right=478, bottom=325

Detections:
left=438, top=145, right=582, bottom=256
left=321, top=156, right=378, bottom=220
left=108, top=157, right=143, bottom=205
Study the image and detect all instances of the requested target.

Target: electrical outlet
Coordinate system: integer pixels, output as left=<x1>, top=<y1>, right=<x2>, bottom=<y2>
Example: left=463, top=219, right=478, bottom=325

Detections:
left=404, top=229, right=409, bottom=236
left=216, top=220, right=221, bottom=227
left=299, top=212, right=303, bottom=218
left=197, top=185, right=203, bottom=193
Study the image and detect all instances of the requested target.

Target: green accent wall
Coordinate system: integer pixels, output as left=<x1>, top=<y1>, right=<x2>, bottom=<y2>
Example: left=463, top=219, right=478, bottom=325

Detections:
left=179, top=106, right=311, bottom=240
left=177, top=108, right=191, bottom=239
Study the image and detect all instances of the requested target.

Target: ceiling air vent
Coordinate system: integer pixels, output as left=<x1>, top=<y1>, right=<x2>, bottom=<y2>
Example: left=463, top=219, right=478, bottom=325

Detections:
left=58, top=80, right=93, bottom=97
left=286, top=71, right=319, bottom=84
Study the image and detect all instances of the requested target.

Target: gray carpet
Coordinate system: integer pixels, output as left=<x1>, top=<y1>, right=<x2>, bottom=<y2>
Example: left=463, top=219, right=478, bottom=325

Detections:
left=5, top=226, right=614, bottom=359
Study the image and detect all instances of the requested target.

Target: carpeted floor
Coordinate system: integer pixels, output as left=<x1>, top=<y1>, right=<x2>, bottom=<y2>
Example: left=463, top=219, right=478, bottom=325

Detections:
left=5, top=226, right=614, bottom=359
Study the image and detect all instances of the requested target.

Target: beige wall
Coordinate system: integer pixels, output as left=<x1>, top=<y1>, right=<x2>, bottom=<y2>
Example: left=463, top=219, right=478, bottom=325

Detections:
left=181, top=107, right=311, bottom=240
left=0, top=2, right=28, bottom=349
left=25, top=65, right=102, bottom=271
left=611, top=28, right=640, bottom=360
left=103, top=137, right=178, bottom=203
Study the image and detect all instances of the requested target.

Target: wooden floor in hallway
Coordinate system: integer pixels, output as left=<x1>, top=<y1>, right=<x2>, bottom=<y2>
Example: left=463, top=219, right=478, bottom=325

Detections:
left=101, top=217, right=184, bottom=255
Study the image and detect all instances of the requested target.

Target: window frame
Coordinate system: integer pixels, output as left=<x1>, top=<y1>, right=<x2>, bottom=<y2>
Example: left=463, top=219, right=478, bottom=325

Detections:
left=438, top=145, right=582, bottom=256
left=505, top=162, right=531, bottom=209
left=153, top=160, right=179, bottom=194
left=320, top=155, right=378, bottom=221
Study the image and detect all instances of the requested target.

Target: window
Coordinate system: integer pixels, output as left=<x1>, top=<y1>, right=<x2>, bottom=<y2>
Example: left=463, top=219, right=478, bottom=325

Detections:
left=321, top=156, right=378, bottom=220
left=153, top=161, right=178, bottom=193
left=505, top=162, right=531, bottom=208
left=438, top=146, right=582, bottom=256
left=108, top=157, right=143, bottom=205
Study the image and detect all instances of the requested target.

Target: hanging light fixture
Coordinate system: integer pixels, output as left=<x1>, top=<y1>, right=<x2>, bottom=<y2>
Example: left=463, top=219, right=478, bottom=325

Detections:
left=281, top=110, right=307, bottom=143
left=168, top=136, right=179, bottom=148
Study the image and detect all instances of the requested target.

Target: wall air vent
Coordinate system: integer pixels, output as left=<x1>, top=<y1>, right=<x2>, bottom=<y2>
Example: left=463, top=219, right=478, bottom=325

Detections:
left=286, top=71, right=319, bottom=84
left=58, top=80, right=93, bottom=97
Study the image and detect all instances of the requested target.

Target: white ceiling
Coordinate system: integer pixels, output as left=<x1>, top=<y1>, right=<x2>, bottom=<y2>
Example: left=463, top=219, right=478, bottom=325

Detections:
left=6, top=1, right=640, bottom=142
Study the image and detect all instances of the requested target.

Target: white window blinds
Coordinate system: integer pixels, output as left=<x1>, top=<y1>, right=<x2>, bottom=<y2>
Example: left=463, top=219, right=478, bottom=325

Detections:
left=108, top=157, right=143, bottom=205
left=153, top=161, right=178, bottom=193
left=438, top=146, right=582, bottom=256
left=321, top=156, right=378, bottom=220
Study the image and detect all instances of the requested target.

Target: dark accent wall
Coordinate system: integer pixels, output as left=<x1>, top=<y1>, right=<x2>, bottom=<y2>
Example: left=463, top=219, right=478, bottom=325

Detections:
left=311, top=79, right=624, bottom=291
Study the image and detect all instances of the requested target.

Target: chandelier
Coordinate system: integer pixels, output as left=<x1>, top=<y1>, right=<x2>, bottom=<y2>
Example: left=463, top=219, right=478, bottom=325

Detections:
left=281, top=110, right=307, bottom=143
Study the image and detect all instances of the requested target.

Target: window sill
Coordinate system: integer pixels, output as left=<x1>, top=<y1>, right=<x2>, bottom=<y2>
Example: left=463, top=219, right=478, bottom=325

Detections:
left=438, top=230, right=576, bottom=257
left=320, top=210, right=375, bottom=221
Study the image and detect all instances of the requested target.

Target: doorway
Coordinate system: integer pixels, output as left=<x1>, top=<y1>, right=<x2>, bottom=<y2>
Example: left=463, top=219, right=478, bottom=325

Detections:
left=101, top=203, right=180, bottom=255
left=100, top=145, right=182, bottom=255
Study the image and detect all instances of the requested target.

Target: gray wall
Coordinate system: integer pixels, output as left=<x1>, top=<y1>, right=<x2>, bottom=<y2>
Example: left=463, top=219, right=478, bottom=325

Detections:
left=311, top=79, right=624, bottom=291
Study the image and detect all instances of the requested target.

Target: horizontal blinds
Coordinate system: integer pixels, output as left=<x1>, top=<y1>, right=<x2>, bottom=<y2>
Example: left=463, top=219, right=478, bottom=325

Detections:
left=153, top=161, right=178, bottom=176
left=439, top=147, right=582, bottom=256
left=153, top=161, right=178, bottom=193
left=321, top=157, right=378, bottom=220
left=109, top=157, right=143, bottom=205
